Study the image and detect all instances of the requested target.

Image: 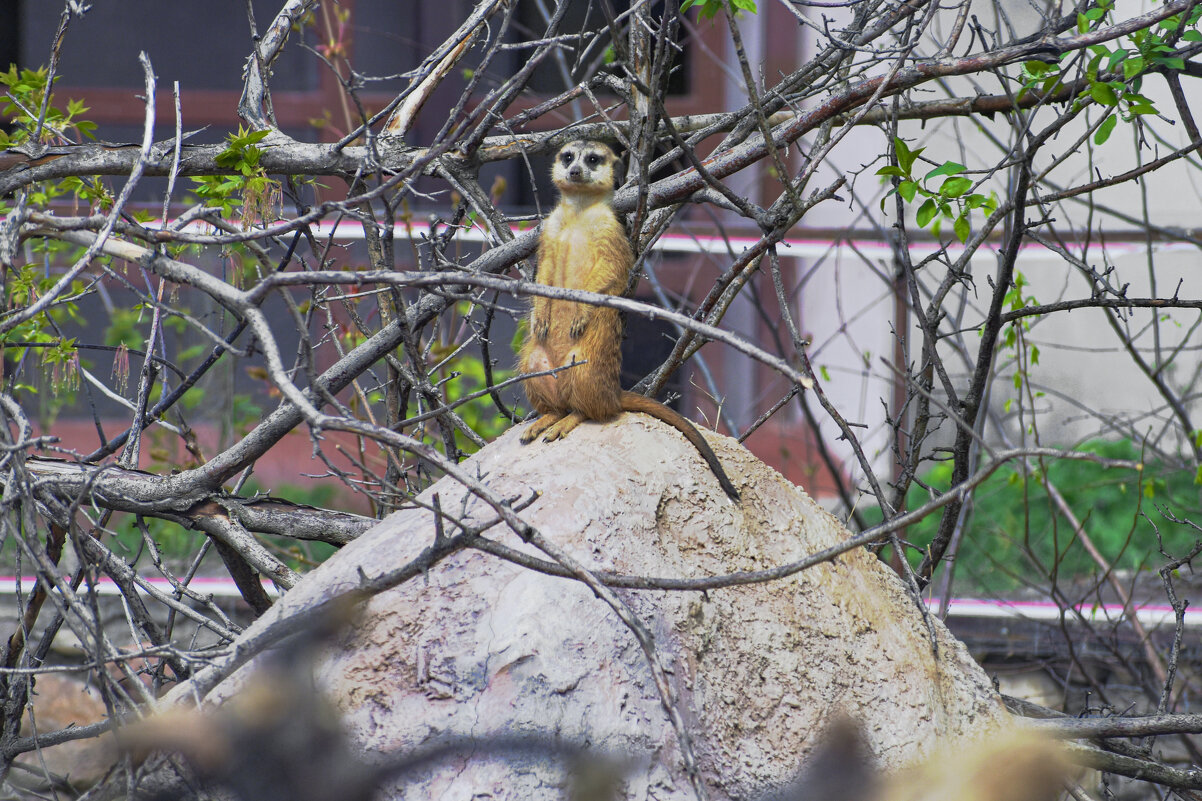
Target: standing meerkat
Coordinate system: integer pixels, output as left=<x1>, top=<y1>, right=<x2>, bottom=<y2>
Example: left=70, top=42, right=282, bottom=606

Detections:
left=518, top=139, right=740, bottom=501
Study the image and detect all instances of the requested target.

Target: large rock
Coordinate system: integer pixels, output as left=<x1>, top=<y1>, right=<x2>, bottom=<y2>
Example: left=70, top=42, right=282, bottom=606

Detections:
left=202, top=416, right=1009, bottom=799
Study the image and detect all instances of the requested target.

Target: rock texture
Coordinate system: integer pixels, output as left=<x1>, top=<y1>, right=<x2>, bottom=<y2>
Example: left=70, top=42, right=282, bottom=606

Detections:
left=11, top=674, right=118, bottom=791
left=203, top=415, right=1009, bottom=800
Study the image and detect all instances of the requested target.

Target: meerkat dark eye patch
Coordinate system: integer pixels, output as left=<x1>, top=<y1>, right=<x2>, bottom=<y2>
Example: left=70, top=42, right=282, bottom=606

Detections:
left=586, top=154, right=602, bottom=166
left=561, top=152, right=574, bottom=166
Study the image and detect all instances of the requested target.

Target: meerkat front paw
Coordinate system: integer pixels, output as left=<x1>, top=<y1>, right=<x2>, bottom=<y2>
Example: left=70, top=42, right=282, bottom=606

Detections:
left=521, top=413, right=560, bottom=443
left=541, top=411, right=585, bottom=441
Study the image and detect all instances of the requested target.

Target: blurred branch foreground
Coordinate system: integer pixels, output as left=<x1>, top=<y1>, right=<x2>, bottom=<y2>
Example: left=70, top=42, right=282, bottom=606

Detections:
left=3, top=0, right=1202, bottom=797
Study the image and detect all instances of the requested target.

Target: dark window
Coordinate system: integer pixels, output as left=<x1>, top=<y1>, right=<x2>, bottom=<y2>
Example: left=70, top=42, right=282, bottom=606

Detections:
left=0, top=0, right=18, bottom=138
left=514, top=1, right=689, bottom=97
left=622, top=304, right=683, bottom=409
left=347, top=1, right=434, bottom=93
left=19, top=2, right=317, bottom=91
left=0, top=0, right=19, bottom=74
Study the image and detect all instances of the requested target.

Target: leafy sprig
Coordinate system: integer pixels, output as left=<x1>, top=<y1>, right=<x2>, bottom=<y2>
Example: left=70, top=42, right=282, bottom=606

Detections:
left=190, top=126, right=281, bottom=229
left=877, top=137, right=998, bottom=242
left=680, top=0, right=757, bottom=19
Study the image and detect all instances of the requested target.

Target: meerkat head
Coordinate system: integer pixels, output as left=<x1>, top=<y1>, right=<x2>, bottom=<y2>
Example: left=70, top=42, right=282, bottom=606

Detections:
left=551, top=139, right=620, bottom=197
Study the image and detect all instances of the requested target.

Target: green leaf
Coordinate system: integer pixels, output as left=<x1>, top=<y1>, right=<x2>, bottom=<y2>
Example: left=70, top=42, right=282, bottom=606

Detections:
left=915, top=198, right=937, bottom=227
left=1195, top=464, right=1202, bottom=486
left=1094, top=114, right=1118, bottom=144
left=876, top=165, right=908, bottom=178
left=894, top=137, right=922, bottom=174
left=242, top=128, right=270, bottom=145
left=1090, top=82, right=1118, bottom=106
left=1184, top=29, right=1202, bottom=42
left=1123, top=56, right=1145, bottom=79
left=925, top=161, right=965, bottom=181
left=730, top=0, right=757, bottom=12
left=1157, top=56, right=1186, bottom=70
left=898, top=180, right=918, bottom=202
left=953, top=214, right=970, bottom=243
left=940, top=176, right=973, bottom=198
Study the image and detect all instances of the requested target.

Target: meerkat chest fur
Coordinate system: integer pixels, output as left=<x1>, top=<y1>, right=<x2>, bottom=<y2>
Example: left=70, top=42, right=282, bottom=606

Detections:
left=540, top=202, right=628, bottom=291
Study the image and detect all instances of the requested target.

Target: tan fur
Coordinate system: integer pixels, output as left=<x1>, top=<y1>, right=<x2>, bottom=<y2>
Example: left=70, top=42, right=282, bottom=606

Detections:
left=519, top=140, right=739, bottom=501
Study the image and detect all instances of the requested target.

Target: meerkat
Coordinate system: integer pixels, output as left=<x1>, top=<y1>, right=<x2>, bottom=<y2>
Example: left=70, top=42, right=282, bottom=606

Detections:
left=518, top=139, right=740, bottom=501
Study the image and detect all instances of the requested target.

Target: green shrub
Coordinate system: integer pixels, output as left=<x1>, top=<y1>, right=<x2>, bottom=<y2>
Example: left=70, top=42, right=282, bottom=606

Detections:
left=869, top=439, right=1202, bottom=595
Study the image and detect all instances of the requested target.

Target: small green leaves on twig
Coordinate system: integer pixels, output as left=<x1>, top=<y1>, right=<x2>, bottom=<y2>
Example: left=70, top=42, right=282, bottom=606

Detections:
left=877, top=137, right=997, bottom=243
left=0, top=65, right=97, bottom=147
left=191, top=126, right=282, bottom=229
left=1020, top=1, right=1202, bottom=146
left=680, top=0, right=757, bottom=20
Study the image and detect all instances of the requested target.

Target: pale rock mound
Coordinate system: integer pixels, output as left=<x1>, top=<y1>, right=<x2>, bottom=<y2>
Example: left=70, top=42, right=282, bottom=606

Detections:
left=204, top=416, right=1008, bottom=799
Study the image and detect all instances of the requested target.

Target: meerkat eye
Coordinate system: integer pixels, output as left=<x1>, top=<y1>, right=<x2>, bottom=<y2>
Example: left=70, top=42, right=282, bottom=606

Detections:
left=585, top=153, right=602, bottom=167
left=560, top=152, right=574, bottom=166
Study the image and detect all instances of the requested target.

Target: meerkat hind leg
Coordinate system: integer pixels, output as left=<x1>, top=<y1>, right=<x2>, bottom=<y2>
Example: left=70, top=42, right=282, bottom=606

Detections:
left=540, top=411, right=587, bottom=442
left=522, top=413, right=564, bottom=443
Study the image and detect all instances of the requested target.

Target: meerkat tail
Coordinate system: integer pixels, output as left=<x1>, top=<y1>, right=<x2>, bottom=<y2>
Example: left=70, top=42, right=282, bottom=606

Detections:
left=620, top=392, right=740, bottom=501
